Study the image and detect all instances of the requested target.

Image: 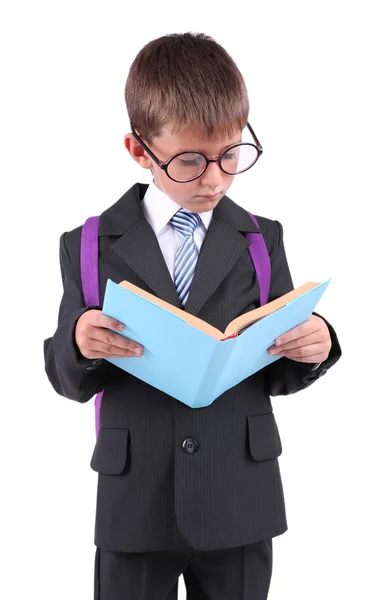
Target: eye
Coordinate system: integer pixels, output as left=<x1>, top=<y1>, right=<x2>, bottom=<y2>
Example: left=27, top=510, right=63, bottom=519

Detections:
left=222, top=152, right=237, bottom=160
left=176, top=153, right=205, bottom=167
left=180, top=158, right=199, bottom=166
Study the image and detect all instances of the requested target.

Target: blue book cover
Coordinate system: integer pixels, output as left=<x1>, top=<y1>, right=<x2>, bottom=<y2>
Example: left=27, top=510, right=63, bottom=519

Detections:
left=101, top=278, right=331, bottom=408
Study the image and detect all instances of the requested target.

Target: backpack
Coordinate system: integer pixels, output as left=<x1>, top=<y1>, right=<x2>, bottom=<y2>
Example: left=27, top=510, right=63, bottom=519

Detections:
left=80, top=212, right=271, bottom=438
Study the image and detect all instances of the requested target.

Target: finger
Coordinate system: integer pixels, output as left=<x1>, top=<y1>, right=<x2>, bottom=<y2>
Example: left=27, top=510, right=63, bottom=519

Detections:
left=276, top=343, right=323, bottom=360
left=93, top=336, right=143, bottom=356
left=87, top=344, right=143, bottom=358
left=89, top=325, right=143, bottom=353
left=88, top=313, right=144, bottom=353
left=93, top=311, right=128, bottom=334
left=274, top=316, right=322, bottom=346
left=281, top=352, right=324, bottom=363
left=269, top=330, right=324, bottom=353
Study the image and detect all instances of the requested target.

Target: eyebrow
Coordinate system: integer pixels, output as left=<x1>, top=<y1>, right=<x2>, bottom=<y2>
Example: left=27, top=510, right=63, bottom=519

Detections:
left=172, top=139, right=242, bottom=155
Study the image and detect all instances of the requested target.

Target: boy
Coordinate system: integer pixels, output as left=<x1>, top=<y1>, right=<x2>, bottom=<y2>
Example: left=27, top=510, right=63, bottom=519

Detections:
left=43, top=32, right=342, bottom=600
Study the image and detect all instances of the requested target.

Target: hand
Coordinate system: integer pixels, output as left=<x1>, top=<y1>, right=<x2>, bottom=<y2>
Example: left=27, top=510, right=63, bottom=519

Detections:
left=267, top=314, right=331, bottom=364
left=75, top=309, right=144, bottom=359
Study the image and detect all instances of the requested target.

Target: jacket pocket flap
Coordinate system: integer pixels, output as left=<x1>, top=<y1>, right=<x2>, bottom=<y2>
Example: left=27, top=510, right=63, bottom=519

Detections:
left=247, top=413, right=282, bottom=461
left=90, top=427, right=130, bottom=475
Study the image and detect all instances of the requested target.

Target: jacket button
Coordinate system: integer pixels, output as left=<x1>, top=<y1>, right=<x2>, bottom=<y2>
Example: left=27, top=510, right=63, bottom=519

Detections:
left=182, top=437, right=199, bottom=454
left=319, top=368, right=328, bottom=377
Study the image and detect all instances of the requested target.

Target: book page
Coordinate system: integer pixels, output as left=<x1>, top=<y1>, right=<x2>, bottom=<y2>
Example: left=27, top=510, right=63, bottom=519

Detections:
left=117, top=279, right=321, bottom=341
left=118, top=280, right=225, bottom=340
left=223, top=282, right=321, bottom=337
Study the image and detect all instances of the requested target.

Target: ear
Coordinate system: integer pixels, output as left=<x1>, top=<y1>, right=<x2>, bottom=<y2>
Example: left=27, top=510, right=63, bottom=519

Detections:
left=124, top=133, right=153, bottom=170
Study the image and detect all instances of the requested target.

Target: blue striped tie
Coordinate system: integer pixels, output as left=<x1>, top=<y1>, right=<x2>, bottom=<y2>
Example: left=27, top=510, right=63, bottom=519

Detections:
left=169, top=209, right=202, bottom=307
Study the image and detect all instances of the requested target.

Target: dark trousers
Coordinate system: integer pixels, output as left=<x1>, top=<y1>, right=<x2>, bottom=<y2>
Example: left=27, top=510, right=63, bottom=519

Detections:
left=94, top=539, right=273, bottom=600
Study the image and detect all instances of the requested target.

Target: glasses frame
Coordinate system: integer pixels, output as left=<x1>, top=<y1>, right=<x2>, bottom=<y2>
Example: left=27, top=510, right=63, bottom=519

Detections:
left=129, top=121, right=263, bottom=183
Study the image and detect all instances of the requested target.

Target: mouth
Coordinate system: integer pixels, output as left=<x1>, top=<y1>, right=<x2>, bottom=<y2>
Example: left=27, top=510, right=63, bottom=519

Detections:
left=198, top=193, right=221, bottom=199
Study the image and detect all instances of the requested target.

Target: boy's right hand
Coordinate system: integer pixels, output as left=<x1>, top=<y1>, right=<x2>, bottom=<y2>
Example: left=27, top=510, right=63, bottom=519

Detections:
left=75, top=309, right=144, bottom=359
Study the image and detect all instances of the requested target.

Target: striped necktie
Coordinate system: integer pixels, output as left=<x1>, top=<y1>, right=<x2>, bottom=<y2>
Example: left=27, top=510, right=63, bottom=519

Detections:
left=169, top=209, right=202, bottom=307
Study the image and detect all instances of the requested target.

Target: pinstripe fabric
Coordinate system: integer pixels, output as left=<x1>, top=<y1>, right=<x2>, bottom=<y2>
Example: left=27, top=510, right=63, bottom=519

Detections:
left=95, top=539, right=273, bottom=599
left=169, top=210, right=202, bottom=306
left=43, top=182, right=342, bottom=553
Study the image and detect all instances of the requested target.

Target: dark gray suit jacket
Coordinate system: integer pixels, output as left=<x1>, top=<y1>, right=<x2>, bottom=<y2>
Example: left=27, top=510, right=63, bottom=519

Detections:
left=43, top=182, right=342, bottom=553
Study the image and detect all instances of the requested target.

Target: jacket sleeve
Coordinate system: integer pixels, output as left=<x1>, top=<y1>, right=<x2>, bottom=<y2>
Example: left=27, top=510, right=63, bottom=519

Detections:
left=43, top=231, right=109, bottom=403
left=262, top=220, right=342, bottom=397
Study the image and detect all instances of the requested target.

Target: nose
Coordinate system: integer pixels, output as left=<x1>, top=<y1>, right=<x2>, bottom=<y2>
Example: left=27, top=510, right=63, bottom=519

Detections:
left=200, top=160, right=223, bottom=188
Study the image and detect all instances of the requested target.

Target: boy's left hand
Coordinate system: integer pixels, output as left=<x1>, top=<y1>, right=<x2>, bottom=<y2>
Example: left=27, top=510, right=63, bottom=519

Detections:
left=267, top=314, right=332, bottom=364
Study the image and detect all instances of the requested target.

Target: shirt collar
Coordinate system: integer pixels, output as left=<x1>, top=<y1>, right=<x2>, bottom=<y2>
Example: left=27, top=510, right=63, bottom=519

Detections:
left=141, top=179, right=213, bottom=236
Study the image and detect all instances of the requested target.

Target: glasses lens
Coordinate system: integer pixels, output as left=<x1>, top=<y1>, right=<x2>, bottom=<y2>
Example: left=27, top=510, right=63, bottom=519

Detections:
left=167, top=152, right=206, bottom=182
left=166, top=145, right=259, bottom=182
left=220, top=144, right=259, bottom=174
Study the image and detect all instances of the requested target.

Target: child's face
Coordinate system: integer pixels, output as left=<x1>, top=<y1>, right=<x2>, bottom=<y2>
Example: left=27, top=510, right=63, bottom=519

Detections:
left=125, top=123, right=242, bottom=212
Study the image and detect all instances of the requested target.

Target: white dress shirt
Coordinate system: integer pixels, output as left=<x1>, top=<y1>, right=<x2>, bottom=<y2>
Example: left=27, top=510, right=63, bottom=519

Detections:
left=141, top=180, right=213, bottom=282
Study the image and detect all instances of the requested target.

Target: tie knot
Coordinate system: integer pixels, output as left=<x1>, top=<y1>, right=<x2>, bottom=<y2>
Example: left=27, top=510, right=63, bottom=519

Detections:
left=169, top=210, right=201, bottom=236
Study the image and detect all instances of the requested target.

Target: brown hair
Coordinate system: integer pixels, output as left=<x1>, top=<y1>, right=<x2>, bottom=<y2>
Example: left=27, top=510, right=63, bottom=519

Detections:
left=124, top=32, right=249, bottom=143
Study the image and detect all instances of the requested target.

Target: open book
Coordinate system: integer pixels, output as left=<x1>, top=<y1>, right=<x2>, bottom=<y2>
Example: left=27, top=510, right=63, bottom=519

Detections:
left=101, top=277, right=331, bottom=408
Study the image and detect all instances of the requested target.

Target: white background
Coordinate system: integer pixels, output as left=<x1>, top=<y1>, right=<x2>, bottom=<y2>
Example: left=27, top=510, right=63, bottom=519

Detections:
left=1, top=1, right=383, bottom=598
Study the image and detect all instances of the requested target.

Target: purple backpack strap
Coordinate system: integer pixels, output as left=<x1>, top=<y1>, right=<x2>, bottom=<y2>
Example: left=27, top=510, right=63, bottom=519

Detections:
left=80, top=216, right=104, bottom=438
left=245, top=212, right=271, bottom=306
left=80, top=216, right=100, bottom=306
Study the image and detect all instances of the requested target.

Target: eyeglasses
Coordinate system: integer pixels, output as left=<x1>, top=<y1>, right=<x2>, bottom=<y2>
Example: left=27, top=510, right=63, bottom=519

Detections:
left=129, top=121, right=263, bottom=183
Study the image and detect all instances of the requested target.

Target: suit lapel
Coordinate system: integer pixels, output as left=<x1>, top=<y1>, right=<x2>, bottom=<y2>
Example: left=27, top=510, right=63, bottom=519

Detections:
left=182, top=216, right=253, bottom=315
left=112, top=217, right=182, bottom=308
left=98, top=182, right=261, bottom=316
